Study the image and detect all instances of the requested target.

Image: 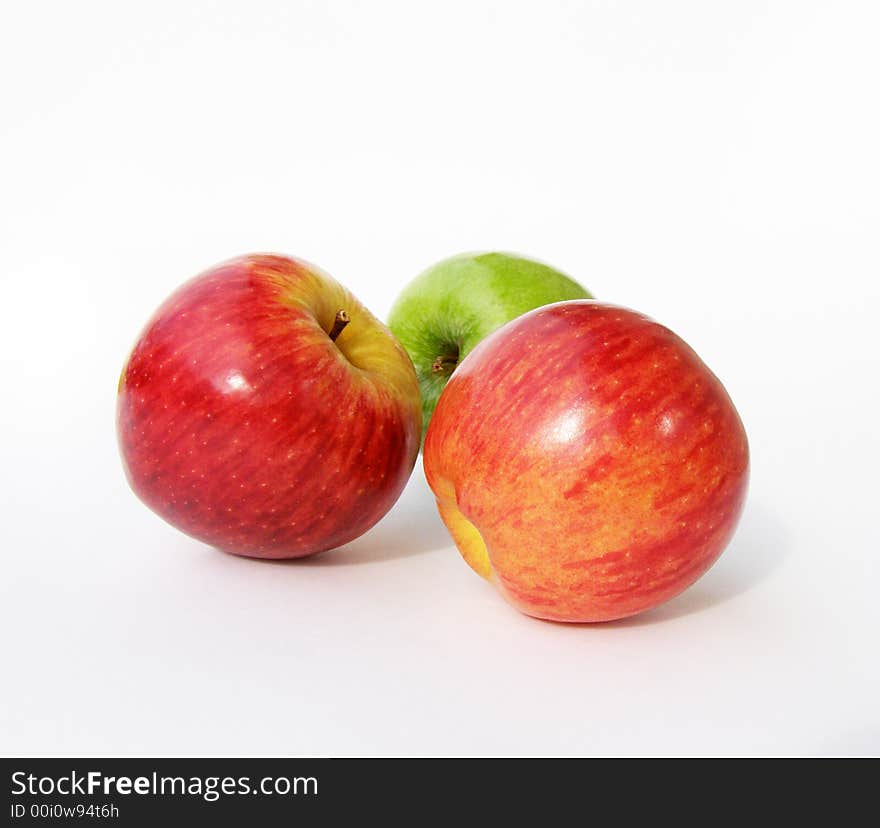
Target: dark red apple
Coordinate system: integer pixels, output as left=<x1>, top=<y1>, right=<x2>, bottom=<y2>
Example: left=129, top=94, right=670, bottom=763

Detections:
left=424, top=300, right=749, bottom=622
left=117, top=254, right=422, bottom=559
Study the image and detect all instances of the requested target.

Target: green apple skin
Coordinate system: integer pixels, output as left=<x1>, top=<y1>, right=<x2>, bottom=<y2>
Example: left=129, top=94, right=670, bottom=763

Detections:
left=388, top=252, right=592, bottom=442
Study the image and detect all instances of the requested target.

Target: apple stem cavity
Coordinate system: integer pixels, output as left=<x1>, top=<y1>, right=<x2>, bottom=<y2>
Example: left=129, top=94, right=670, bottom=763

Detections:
left=431, top=354, right=459, bottom=375
left=328, top=310, right=351, bottom=342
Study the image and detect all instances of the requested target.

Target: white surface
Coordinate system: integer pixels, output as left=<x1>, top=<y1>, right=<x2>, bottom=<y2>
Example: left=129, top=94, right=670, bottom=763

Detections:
left=1, top=1, right=878, bottom=757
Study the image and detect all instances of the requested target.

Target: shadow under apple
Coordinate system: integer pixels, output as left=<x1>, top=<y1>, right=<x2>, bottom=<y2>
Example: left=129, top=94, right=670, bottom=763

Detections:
left=295, top=465, right=451, bottom=566
left=249, top=479, right=789, bottom=623
left=607, top=501, right=791, bottom=627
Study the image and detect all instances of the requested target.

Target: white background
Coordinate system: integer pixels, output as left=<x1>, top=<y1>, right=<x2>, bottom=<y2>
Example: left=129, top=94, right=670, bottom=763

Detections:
left=1, top=1, right=878, bottom=757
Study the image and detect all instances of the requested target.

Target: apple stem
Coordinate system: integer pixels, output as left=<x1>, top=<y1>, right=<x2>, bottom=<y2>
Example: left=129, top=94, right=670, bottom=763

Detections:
left=328, top=310, right=351, bottom=342
left=431, top=354, right=458, bottom=374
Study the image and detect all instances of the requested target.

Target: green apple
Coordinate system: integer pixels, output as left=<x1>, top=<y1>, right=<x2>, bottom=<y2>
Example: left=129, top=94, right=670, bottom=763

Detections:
left=388, top=251, right=592, bottom=442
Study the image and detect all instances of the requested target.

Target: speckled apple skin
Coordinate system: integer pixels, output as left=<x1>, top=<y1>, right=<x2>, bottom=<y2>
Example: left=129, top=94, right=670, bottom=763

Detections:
left=424, top=301, right=749, bottom=623
left=117, top=254, right=421, bottom=559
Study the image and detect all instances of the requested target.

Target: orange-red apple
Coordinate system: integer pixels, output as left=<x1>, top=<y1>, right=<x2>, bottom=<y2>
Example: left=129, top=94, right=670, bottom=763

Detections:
left=424, top=301, right=749, bottom=622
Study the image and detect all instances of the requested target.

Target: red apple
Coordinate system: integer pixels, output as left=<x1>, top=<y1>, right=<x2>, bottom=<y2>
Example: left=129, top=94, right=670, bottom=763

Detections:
left=117, top=254, right=421, bottom=559
left=424, top=301, right=749, bottom=622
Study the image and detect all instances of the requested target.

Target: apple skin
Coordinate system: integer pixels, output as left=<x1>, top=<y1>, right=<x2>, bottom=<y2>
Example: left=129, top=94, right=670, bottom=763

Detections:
left=423, top=301, right=749, bottom=623
left=388, top=252, right=591, bottom=442
left=117, top=254, right=421, bottom=559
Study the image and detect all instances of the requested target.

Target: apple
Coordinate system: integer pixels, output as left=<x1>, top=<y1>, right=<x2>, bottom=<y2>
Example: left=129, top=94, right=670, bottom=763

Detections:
left=117, top=254, right=422, bottom=559
left=423, top=301, right=749, bottom=623
left=388, top=252, right=591, bottom=441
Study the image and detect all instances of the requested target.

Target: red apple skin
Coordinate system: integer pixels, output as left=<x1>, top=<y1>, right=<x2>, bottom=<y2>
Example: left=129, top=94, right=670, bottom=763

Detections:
left=117, top=254, right=421, bottom=559
left=424, top=301, right=749, bottom=623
